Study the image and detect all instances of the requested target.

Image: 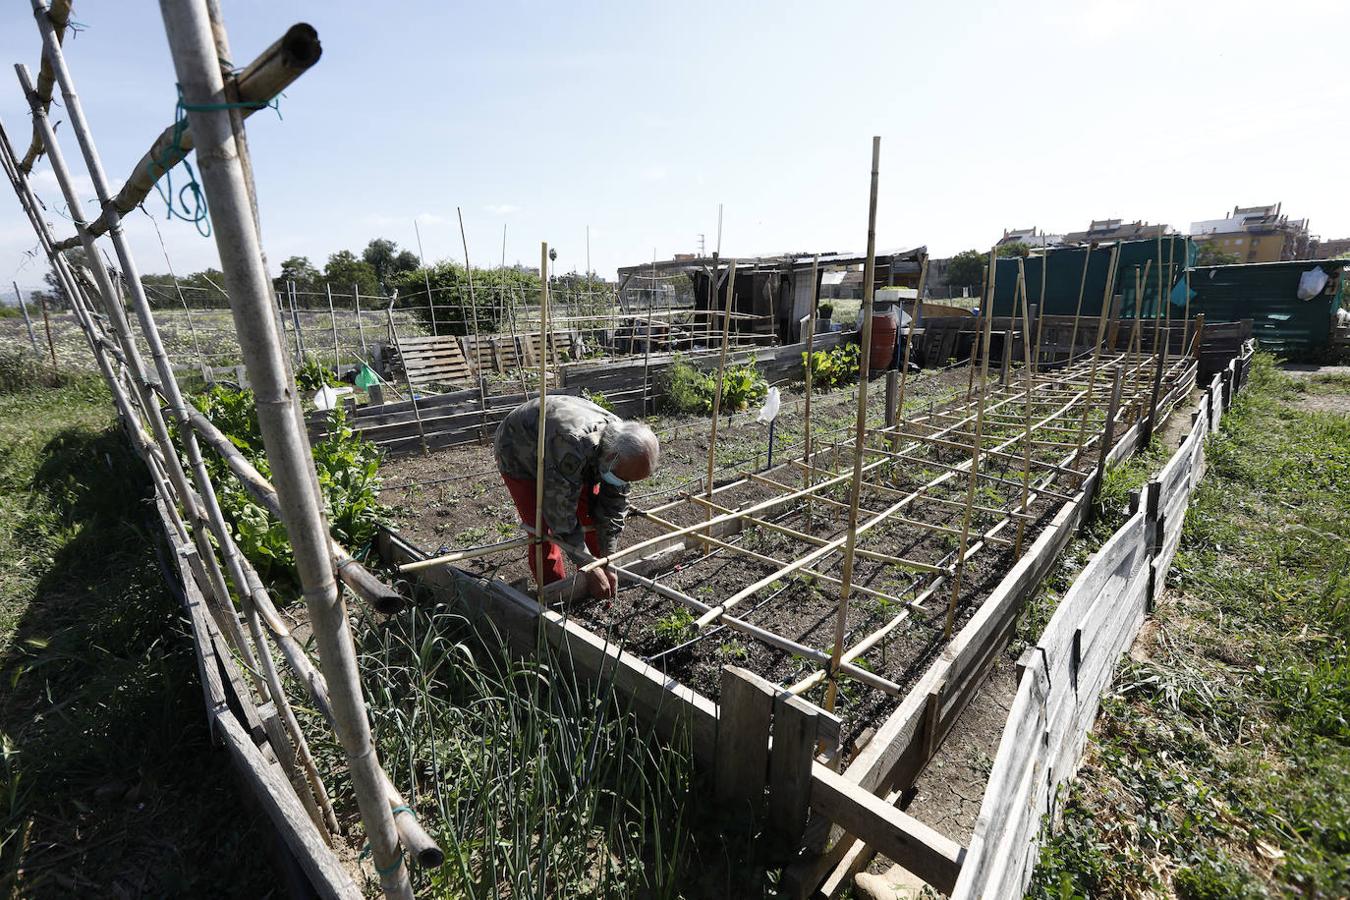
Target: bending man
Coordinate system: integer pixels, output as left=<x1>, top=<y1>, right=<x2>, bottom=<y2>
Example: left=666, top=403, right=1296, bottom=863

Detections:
left=494, top=395, right=659, bottom=599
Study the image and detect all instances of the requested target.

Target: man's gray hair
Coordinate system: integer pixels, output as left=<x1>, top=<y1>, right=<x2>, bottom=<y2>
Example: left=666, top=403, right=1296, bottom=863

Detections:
left=603, top=420, right=660, bottom=468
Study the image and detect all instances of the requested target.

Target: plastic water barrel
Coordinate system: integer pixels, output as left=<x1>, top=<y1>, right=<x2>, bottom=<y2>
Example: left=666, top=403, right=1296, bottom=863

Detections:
left=869, top=308, right=898, bottom=370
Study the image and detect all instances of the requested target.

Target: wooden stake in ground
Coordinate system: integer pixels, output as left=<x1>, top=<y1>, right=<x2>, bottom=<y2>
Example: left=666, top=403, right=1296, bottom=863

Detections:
left=825, top=136, right=882, bottom=714
left=703, top=260, right=739, bottom=551
left=803, top=254, right=820, bottom=489
left=944, top=247, right=998, bottom=638
left=535, top=241, right=550, bottom=596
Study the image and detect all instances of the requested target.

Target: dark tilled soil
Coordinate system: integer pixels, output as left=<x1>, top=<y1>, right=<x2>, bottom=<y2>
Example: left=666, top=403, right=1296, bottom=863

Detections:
left=377, top=366, right=1068, bottom=754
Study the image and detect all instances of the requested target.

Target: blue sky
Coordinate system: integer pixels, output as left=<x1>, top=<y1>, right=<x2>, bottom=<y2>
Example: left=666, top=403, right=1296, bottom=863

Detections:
left=2, top=0, right=1347, bottom=296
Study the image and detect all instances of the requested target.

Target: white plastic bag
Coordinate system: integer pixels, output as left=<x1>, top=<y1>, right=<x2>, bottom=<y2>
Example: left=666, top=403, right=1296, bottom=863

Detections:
left=313, top=385, right=339, bottom=411
left=1297, top=267, right=1329, bottom=300
left=756, top=386, right=781, bottom=425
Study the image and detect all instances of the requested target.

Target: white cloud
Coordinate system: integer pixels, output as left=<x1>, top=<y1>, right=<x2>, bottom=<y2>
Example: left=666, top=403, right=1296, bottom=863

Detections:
left=414, top=212, right=446, bottom=225
left=638, top=165, right=669, bottom=182
left=484, top=203, right=520, bottom=215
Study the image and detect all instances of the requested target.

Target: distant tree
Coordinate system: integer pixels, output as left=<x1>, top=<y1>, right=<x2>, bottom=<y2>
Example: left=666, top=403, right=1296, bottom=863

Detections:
left=1195, top=242, right=1241, bottom=266
left=362, top=239, right=420, bottom=290
left=41, top=247, right=94, bottom=309
left=324, top=250, right=381, bottom=298
left=276, top=255, right=321, bottom=294
left=996, top=241, right=1031, bottom=258
left=946, top=249, right=988, bottom=290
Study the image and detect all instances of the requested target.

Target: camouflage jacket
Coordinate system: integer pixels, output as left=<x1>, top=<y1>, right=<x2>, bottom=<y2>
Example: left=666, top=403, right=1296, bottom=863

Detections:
left=493, top=395, right=629, bottom=563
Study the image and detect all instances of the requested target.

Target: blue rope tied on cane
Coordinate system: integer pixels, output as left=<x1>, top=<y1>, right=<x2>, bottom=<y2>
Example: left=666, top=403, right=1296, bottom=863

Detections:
left=358, top=806, right=415, bottom=875
left=148, top=83, right=282, bottom=238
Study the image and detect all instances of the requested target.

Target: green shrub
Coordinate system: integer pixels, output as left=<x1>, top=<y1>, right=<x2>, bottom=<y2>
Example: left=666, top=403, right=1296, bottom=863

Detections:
left=661, top=354, right=767, bottom=415
left=191, top=385, right=387, bottom=597
left=583, top=389, right=615, bottom=413
left=817, top=301, right=834, bottom=319
left=295, top=353, right=339, bottom=392
left=802, top=341, right=861, bottom=389
left=0, top=348, right=73, bottom=395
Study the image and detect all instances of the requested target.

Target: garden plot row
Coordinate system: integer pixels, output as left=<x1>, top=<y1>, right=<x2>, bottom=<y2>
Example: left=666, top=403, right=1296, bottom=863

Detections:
left=389, top=341, right=1204, bottom=896
left=952, top=343, right=1252, bottom=898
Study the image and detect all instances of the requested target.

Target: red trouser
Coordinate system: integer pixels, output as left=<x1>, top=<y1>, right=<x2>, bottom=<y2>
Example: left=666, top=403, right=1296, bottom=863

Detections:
left=501, top=474, right=602, bottom=585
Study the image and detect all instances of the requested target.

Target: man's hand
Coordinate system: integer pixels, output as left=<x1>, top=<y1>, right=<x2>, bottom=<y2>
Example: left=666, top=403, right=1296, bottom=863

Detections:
left=584, top=568, right=616, bottom=600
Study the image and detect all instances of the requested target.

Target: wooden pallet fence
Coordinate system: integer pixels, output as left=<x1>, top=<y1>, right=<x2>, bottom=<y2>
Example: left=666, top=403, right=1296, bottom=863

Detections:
left=949, top=347, right=1250, bottom=900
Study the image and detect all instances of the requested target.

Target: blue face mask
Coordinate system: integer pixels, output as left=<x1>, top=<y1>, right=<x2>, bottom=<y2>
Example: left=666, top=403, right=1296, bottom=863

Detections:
left=600, top=468, right=628, bottom=489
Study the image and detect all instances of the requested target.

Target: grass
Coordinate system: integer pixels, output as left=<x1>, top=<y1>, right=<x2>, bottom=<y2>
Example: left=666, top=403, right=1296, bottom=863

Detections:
left=1028, top=355, right=1350, bottom=898
left=0, top=369, right=275, bottom=895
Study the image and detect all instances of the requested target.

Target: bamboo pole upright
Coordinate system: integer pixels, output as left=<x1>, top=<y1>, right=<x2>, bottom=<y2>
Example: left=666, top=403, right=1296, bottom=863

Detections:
left=967, top=262, right=988, bottom=400
left=535, top=242, right=551, bottom=597
left=703, top=260, right=739, bottom=549
left=1066, top=242, right=1094, bottom=363
left=1033, top=249, right=1048, bottom=372
left=802, top=254, right=820, bottom=489
left=11, top=280, right=38, bottom=354
left=1013, top=259, right=1035, bottom=556
left=457, top=207, right=489, bottom=437
left=1070, top=244, right=1121, bottom=467
left=890, top=258, right=927, bottom=451
left=38, top=289, right=56, bottom=370
left=325, top=282, right=341, bottom=371
left=353, top=283, right=368, bottom=357
left=414, top=218, right=437, bottom=336
left=157, top=6, right=411, bottom=894
left=825, top=136, right=881, bottom=714
left=944, top=248, right=998, bottom=638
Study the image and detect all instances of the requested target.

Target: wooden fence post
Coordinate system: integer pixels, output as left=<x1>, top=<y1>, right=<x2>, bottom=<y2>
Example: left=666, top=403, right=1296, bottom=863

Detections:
left=715, top=666, right=774, bottom=820
left=767, top=692, right=820, bottom=857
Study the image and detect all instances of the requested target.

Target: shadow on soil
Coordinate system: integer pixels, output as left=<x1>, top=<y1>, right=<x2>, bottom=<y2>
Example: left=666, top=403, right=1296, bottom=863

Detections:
left=0, top=425, right=278, bottom=898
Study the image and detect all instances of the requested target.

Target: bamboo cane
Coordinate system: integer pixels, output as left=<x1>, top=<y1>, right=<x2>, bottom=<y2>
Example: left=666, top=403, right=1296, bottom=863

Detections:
left=37, top=290, right=56, bottom=370
left=535, top=242, right=550, bottom=597
left=1013, top=259, right=1035, bottom=556
left=890, top=261, right=926, bottom=451
left=943, top=247, right=997, bottom=638
left=325, top=282, right=341, bottom=372
left=457, top=207, right=490, bottom=439
left=1070, top=244, right=1121, bottom=466
left=1065, top=242, right=1094, bottom=363
left=157, top=6, right=411, bottom=893
left=11, top=280, right=39, bottom=354
left=703, top=259, right=739, bottom=550
left=825, top=136, right=882, bottom=713
left=803, top=254, right=820, bottom=489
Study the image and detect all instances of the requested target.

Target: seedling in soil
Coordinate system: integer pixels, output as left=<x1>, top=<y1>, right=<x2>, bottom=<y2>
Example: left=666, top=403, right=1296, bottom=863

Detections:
left=653, top=607, right=696, bottom=647
left=718, top=640, right=749, bottom=662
